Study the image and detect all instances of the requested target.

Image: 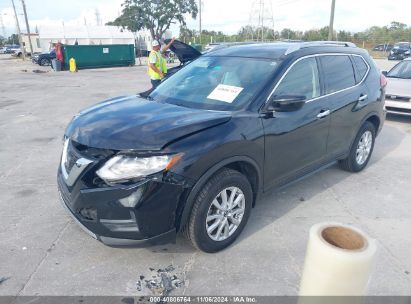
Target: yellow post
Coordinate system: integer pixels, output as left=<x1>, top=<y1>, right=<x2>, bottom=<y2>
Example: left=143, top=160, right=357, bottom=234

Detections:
left=69, top=57, right=77, bottom=73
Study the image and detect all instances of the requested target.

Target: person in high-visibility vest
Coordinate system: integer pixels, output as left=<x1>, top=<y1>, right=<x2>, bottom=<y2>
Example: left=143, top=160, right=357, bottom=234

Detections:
left=147, top=38, right=175, bottom=89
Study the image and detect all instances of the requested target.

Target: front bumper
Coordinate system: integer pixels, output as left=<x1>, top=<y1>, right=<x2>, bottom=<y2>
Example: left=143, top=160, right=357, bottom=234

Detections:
left=385, top=98, right=411, bottom=115
left=57, top=162, right=188, bottom=247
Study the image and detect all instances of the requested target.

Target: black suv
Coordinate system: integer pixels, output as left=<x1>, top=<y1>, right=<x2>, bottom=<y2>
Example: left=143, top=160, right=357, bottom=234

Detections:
left=388, top=42, right=411, bottom=60
left=58, top=42, right=386, bottom=253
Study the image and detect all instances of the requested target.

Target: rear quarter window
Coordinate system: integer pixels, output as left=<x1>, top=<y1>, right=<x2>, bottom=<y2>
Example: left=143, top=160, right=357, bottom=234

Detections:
left=352, top=56, right=369, bottom=83
left=319, top=55, right=356, bottom=94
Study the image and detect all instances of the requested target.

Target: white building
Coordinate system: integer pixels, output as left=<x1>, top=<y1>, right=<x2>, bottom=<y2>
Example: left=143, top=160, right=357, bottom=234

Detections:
left=21, top=33, right=42, bottom=54
left=37, top=25, right=135, bottom=52
left=135, top=29, right=172, bottom=54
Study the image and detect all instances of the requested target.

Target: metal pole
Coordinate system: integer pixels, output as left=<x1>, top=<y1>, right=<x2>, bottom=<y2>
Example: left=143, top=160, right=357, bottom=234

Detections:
left=199, top=0, right=202, bottom=44
left=328, top=0, right=336, bottom=41
left=11, top=0, right=25, bottom=59
left=21, top=0, right=33, bottom=55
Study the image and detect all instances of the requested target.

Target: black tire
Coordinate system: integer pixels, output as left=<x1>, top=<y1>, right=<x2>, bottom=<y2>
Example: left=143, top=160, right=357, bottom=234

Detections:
left=185, top=168, right=253, bottom=253
left=40, top=58, right=50, bottom=66
left=338, top=121, right=376, bottom=172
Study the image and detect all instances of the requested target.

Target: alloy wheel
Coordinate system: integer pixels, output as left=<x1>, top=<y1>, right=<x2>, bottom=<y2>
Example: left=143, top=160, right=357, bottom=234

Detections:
left=355, top=130, right=373, bottom=165
left=205, top=186, right=246, bottom=242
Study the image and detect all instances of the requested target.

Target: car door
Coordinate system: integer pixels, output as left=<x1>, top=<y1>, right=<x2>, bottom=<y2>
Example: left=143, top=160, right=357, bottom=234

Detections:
left=262, top=56, right=331, bottom=190
left=318, top=54, right=368, bottom=158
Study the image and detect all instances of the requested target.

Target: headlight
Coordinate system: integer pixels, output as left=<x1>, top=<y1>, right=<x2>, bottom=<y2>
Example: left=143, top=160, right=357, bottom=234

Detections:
left=96, top=154, right=182, bottom=183
left=405, top=50, right=410, bottom=55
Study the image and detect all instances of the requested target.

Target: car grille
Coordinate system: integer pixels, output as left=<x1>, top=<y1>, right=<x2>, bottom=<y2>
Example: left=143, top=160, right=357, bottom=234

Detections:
left=65, top=141, right=83, bottom=173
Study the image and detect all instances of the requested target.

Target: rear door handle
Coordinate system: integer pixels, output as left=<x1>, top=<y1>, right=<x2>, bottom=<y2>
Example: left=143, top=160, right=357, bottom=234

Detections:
left=358, top=94, right=368, bottom=102
left=317, top=109, right=330, bottom=119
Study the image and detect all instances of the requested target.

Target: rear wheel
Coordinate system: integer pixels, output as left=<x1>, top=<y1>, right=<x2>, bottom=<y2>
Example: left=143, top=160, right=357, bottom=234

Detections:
left=40, top=58, right=50, bottom=66
left=338, top=121, right=376, bottom=172
left=185, top=168, right=253, bottom=253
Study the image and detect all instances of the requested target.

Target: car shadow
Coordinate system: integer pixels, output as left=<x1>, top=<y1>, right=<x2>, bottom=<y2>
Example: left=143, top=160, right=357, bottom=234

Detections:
left=141, top=122, right=405, bottom=254
left=386, top=113, right=411, bottom=124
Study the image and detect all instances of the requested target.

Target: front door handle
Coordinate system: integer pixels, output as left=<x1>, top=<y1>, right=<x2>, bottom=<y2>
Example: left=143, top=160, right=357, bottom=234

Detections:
left=358, top=94, right=368, bottom=102
left=317, top=109, right=330, bottom=119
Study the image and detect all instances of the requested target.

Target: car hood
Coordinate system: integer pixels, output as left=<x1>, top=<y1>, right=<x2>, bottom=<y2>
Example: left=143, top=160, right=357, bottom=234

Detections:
left=386, top=77, right=411, bottom=98
left=164, top=39, right=202, bottom=64
left=65, top=95, right=231, bottom=151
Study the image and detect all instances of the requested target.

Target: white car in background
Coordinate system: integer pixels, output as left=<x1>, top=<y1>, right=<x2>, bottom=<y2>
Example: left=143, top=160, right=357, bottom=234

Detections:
left=384, top=58, right=411, bottom=115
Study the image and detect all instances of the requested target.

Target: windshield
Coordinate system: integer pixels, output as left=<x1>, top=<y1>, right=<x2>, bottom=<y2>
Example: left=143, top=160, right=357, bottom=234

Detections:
left=388, top=61, right=411, bottom=79
left=149, top=56, right=279, bottom=111
left=393, top=43, right=409, bottom=50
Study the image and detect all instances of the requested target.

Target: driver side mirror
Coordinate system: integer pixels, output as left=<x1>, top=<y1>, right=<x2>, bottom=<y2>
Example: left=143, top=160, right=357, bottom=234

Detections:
left=264, top=95, right=306, bottom=112
left=382, top=71, right=388, bottom=76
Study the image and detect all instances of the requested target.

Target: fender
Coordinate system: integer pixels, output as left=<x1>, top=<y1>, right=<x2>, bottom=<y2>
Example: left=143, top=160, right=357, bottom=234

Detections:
left=347, top=111, right=381, bottom=155
left=176, top=155, right=263, bottom=231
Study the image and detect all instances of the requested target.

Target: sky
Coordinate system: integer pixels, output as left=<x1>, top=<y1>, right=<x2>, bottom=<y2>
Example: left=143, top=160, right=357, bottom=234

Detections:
left=1, top=0, right=410, bottom=38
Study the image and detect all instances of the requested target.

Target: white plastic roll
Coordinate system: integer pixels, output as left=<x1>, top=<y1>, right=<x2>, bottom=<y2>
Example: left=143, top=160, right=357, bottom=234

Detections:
left=299, top=222, right=377, bottom=296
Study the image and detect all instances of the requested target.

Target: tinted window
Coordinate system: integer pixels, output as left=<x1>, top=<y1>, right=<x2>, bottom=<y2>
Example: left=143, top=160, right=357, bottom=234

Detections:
left=394, top=43, right=410, bottom=50
left=274, top=57, right=320, bottom=101
left=320, top=55, right=356, bottom=94
left=352, top=56, right=368, bottom=83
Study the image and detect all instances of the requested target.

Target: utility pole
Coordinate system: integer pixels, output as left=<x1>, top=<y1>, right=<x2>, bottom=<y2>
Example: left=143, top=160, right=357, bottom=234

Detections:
left=11, top=0, right=25, bottom=59
left=199, top=0, right=202, bottom=44
left=328, top=0, right=336, bottom=41
left=21, top=0, right=33, bottom=55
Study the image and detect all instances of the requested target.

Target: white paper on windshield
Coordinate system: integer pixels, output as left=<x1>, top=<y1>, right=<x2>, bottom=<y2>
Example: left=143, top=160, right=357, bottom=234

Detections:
left=207, top=84, right=244, bottom=103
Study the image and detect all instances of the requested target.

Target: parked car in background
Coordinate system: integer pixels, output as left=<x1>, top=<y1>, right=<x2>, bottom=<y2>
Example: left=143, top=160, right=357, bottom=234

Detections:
left=373, top=44, right=393, bottom=52
left=388, top=42, right=411, bottom=60
left=384, top=58, right=411, bottom=115
left=11, top=48, right=23, bottom=57
left=0, top=47, right=6, bottom=54
left=32, top=50, right=56, bottom=66
left=4, top=45, right=20, bottom=54
left=58, top=41, right=386, bottom=252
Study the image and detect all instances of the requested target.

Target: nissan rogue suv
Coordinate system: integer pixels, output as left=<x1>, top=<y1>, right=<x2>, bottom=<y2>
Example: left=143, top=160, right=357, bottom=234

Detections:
left=58, top=41, right=386, bottom=253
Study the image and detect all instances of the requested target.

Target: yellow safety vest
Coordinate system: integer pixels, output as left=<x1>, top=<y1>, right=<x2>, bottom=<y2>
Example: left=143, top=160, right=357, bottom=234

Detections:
left=147, top=50, right=168, bottom=80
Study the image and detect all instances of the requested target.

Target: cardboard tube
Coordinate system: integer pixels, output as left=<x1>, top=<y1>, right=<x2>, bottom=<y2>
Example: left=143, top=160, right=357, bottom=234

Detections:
left=299, top=223, right=377, bottom=296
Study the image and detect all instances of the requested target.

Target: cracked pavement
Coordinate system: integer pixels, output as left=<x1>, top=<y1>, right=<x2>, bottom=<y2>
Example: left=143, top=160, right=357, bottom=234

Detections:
left=0, top=56, right=411, bottom=295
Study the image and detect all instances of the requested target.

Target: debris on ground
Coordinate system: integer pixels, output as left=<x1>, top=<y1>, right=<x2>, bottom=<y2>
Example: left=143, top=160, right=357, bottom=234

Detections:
left=32, top=69, right=48, bottom=73
left=0, top=277, right=10, bottom=285
left=136, top=265, right=185, bottom=297
left=21, top=69, right=28, bottom=72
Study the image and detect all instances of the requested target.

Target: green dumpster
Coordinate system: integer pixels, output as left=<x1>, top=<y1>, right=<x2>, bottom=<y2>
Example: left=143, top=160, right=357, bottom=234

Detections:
left=62, top=44, right=135, bottom=70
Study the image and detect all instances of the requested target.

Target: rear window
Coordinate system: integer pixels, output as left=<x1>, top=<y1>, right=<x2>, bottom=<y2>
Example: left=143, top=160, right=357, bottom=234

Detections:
left=352, top=56, right=369, bottom=83
left=320, top=55, right=356, bottom=94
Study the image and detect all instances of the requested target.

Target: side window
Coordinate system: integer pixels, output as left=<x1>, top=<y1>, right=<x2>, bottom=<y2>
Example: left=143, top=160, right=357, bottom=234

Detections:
left=274, top=57, right=320, bottom=101
left=352, top=56, right=369, bottom=83
left=320, top=55, right=356, bottom=94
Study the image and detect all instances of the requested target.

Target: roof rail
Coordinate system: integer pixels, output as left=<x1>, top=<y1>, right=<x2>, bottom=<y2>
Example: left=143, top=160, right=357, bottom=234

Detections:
left=284, top=41, right=357, bottom=55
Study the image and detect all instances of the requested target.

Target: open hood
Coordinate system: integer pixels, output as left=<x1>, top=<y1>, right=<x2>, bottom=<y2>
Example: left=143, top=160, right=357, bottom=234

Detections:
left=164, top=39, right=202, bottom=64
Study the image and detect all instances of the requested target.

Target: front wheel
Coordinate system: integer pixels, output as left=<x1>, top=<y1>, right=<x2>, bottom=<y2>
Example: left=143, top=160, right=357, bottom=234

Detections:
left=338, top=121, right=376, bottom=172
left=185, top=168, right=253, bottom=253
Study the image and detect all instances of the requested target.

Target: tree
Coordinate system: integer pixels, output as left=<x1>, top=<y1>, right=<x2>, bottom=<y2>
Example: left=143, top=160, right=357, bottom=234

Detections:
left=107, top=0, right=198, bottom=40
left=280, top=28, right=297, bottom=40
left=6, top=34, right=19, bottom=45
